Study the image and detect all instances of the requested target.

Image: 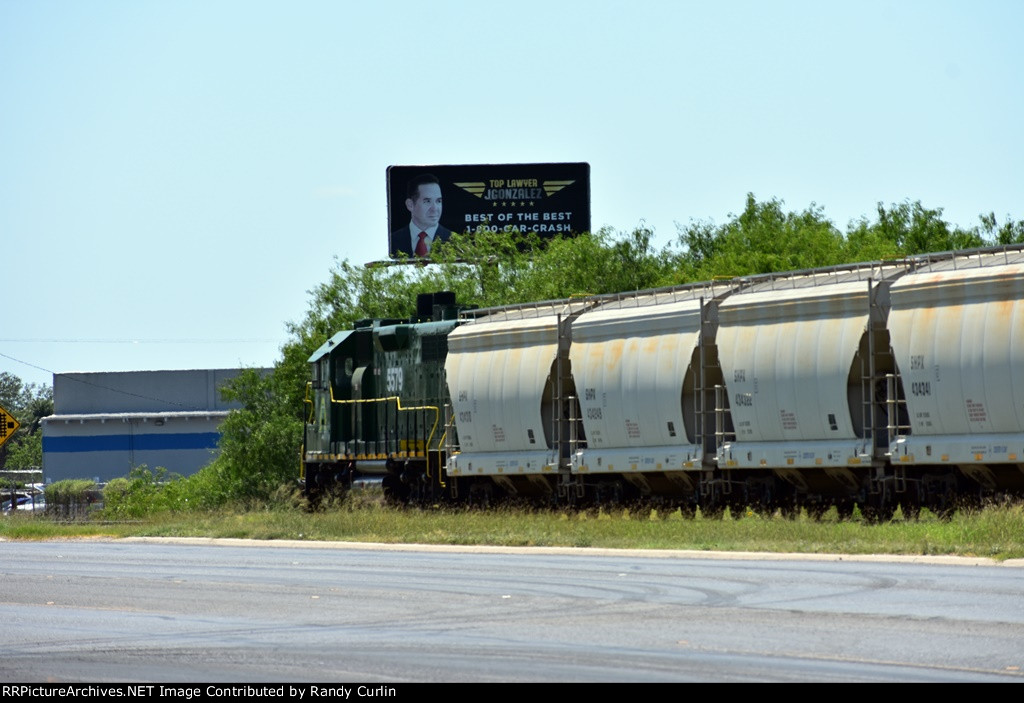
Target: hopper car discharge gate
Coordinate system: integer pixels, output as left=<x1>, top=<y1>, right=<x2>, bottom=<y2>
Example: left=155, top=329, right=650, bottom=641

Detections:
left=305, top=245, right=1024, bottom=516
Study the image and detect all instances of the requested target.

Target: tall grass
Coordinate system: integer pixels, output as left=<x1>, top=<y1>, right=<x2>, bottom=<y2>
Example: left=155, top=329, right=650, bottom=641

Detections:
left=3, top=489, right=1023, bottom=560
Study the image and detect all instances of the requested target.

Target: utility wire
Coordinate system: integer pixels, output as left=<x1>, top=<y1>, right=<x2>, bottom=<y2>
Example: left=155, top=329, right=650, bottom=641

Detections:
left=0, top=350, right=253, bottom=410
left=0, top=338, right=275, bottom=343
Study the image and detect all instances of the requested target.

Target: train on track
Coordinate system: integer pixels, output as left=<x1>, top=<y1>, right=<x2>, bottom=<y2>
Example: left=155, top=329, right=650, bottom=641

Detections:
left=301, top=244, right=1024, bottom=518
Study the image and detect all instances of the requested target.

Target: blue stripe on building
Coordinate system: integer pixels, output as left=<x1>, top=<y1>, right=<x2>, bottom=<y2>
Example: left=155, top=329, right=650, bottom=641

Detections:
left=43, top=433, right=221, bottom=453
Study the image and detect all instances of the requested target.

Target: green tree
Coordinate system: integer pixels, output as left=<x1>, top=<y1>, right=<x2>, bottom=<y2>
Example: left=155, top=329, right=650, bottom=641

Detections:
left=676, top=194, right=848, bottom=280
left=0, top=372, right=52, bottom=471
left=183, top=368, right=303, bottom=507
left=177, top=195, right=1024, bottom=508
left=865, top=200, right=985, bottom=255
left=979, top=212, right=1024, bottom=245
left=205, top=227, right=675, bottom=505
left=5, top=432, right=42, bottom=469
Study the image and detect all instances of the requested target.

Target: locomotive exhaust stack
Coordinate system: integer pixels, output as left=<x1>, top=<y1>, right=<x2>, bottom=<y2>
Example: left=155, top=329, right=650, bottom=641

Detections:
left=303, top=246, right=1024, bottom=518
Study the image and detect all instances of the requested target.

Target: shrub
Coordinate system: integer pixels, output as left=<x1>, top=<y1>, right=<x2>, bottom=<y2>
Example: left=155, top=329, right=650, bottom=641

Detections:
left=100, top=466, right=184, bottom=519
left=45, top=479, right=98, bottom=518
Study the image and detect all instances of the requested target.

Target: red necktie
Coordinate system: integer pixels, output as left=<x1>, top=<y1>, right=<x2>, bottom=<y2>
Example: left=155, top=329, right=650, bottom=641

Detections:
left=415, top=231, right=428, bottom=257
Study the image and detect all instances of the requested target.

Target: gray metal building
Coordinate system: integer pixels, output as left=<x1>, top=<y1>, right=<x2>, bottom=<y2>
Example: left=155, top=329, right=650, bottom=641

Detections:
left=41, top=369, right=264, bottom=484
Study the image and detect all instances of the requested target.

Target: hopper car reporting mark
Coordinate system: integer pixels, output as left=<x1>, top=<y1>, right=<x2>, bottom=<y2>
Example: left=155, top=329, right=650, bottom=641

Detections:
left=302, top=245, right=1024, bottom=519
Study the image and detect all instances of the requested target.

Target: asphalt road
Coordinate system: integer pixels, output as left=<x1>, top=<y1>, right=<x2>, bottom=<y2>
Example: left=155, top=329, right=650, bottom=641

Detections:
left=1, top=538, right=1022, bottom=682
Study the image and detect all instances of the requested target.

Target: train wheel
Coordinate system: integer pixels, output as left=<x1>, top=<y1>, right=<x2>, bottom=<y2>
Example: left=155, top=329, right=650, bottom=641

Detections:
left=778, top=499, right=799, bottom=520
left=729, top=503, right=753, bottom=520
left=302, top=465, right=320, bottom=508
left=676, top=502, right=697, bottom=520
left=861, top=501, right=895, bottom=524
left=625, top=502, right=653, bottom=520
left=381, top=473, right=408, bottom=506
left=900, top=502, right=921, bottom=521
left=468, top=480, right=495, bottom=509
left=835, top=500, right=855, bottom=521
left=699, top=502, right=725, bottom=520
left=807, top=503, right=828, bottom=521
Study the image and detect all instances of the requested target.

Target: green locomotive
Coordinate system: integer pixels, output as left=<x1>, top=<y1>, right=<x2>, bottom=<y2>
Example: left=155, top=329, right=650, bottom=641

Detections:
left=302, top=292, right=467, bottom=503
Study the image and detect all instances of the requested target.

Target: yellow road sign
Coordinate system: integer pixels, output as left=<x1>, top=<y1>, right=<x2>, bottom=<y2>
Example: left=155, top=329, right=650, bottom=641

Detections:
left=0, top=405, right=20, bottom=448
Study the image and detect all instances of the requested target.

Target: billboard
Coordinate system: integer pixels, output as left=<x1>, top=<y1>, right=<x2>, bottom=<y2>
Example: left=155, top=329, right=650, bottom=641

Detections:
left=386, top=162, right=590, bottom=259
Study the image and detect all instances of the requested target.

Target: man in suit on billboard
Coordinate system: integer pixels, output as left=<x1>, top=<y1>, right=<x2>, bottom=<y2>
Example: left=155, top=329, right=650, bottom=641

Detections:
left=390, top=173, right=453, bottom=258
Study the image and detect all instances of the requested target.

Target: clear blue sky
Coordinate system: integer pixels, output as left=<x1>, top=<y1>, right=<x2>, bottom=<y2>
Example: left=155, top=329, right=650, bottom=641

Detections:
left=2, top=0, right=1021, bottom=390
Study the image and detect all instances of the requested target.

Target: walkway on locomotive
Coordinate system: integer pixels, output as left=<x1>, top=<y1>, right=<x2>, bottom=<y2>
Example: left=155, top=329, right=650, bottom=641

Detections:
left=299, top=244, right=1024, bottom=501
left=304, top=313, right=459, bottom=471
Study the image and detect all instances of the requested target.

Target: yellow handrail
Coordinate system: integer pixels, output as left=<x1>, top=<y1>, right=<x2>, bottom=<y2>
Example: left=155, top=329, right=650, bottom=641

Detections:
left=299, top=382, right=315, bottom=480
left=306, top=381, right=448, bottom=489
left=327, top=383, right=441, bottom=458
left=303, top=382, right=314, bottom=422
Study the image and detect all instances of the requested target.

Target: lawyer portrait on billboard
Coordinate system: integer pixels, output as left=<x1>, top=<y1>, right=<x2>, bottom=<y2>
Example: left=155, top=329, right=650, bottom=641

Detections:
left=387, top=163, right=591, bottom=261
left=389, top=173, right=453, bottom=258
